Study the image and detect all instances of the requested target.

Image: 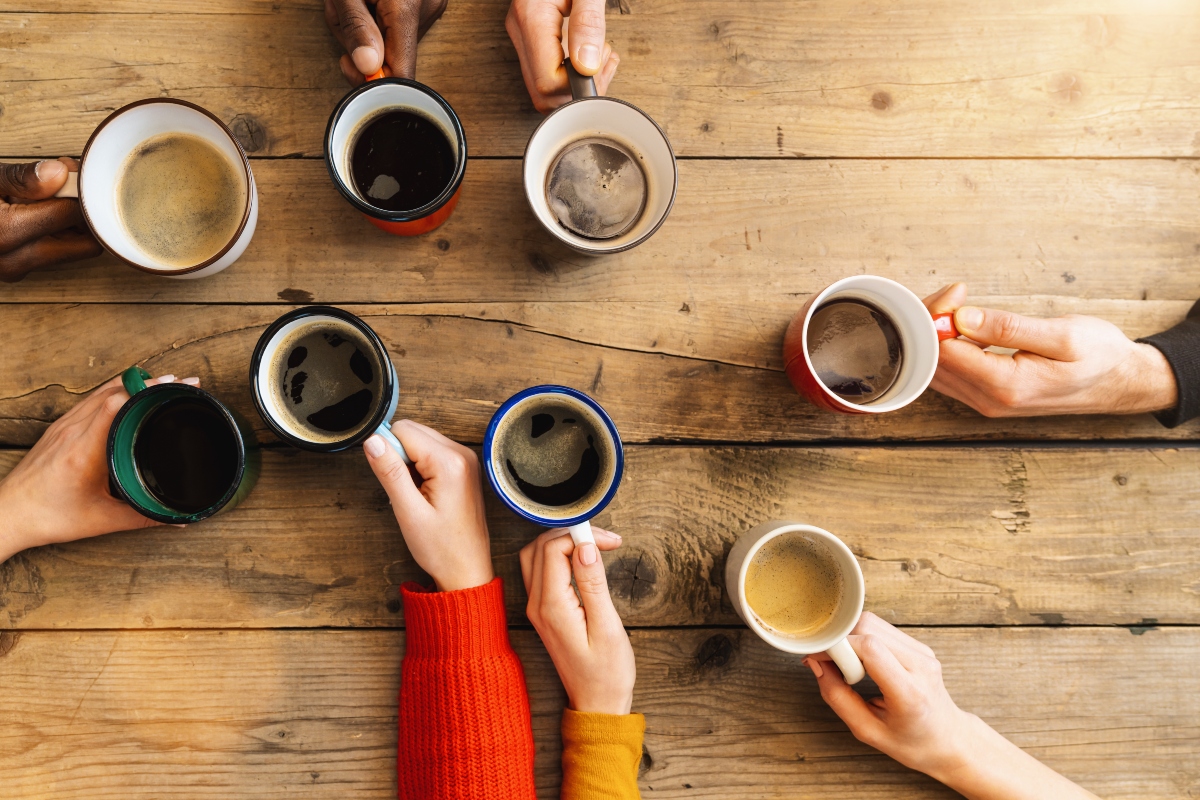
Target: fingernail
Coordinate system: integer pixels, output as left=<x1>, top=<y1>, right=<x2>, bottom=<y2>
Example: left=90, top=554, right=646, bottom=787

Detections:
left=157, top=374, right=175, bottom=383
left=364, top=434, right=386, bottom=457
left=182, top=377, right=200, bottom=386
left=955, top=306, right=984, bottom=331
left=35, top=159, right=66, bottom=182
left=803, top=657, right=824, bottom=678
left=577, top=44, right=601, bottom=71
left=351, top=46, right=380, bottom=75
left=578, top=542, right=597, bottom=565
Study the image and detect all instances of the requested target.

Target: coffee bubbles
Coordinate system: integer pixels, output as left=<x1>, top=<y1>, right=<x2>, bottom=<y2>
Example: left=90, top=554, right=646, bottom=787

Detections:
left=546, top=138, right=647, bottom=240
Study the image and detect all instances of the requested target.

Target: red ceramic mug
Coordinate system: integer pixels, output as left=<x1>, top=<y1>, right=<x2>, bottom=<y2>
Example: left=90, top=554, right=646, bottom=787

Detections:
left=783, top=275, right=958, bottom=414
left=324, top=70, right=466, bottom=236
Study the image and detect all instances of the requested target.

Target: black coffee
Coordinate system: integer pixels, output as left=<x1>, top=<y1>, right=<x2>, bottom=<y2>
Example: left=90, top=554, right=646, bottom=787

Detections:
left=495, top=402, right=610, bottom=512
left=271, top=322, right=384, bottom=444
left=546, top=138, right=647, bottom=239
left=807, top=300, right=903, bottom=403
left=350, top=110, right=455, bottom=212
left=134, top=397, right=240, bottom=514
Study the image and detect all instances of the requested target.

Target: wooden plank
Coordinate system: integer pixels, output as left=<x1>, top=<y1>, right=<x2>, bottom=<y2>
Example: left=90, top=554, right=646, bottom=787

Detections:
left=2, top=159, right=1197, bottom=305
left=1, top=300, right=1197, bottom=448
left=4, top=446, right=1199, bottom=629
left=4, top=1, right=1200, bottom=158
left=0, top=627, right=1194, bottom=798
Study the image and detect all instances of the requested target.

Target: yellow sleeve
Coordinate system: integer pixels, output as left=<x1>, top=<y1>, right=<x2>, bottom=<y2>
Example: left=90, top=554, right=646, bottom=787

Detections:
left=560, top=709, right=645, bottom=800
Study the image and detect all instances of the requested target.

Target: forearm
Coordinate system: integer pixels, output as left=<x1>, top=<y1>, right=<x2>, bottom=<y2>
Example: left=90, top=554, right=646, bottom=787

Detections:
left=398, top=578, right=537, bottom=800
left=932, top=712, right=1099, bottom=800
left=560, top=709, right=644, bottom=800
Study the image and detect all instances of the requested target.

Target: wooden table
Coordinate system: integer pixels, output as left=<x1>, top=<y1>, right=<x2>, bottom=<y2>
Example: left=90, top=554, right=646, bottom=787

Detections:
left=2, top=1, right=1199, bottom=797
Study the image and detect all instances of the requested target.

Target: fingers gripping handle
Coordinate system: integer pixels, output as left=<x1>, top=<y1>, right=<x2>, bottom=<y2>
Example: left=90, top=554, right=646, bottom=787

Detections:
left=568, top=520, right=595, bottom=545
left=563, top=58, right=599, bottom=100
left=53, top=170, right=79, bottom=199
left=373, top=423, right=413, bottom=466
left=932, top=312, right=960, bottom=341
left=121, top=365, right=152, bottom=396
left=826, top=638, right=866, bottom=685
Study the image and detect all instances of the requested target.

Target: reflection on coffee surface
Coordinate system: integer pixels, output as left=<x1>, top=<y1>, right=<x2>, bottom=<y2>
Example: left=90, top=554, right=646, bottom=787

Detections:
left=116, top=132, right=246, bottom=268
left=546, top=138, right=647, bottom=239
left=351, top=109, right=456, bottom=212
left=745, top=533, right=843, bottom=638
left=270, top=321, right=383, bottom=443
left=134, top=397, right=239, bottom=514
left=493, top=398, right=613, bottom=517
left=807, top=300, right=903, bottom=404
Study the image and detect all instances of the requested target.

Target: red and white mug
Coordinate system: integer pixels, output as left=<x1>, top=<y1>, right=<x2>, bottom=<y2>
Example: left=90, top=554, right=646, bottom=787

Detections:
left=783, top=275, right=958, bottom=414
left=324, top=72, right=466, bottom=237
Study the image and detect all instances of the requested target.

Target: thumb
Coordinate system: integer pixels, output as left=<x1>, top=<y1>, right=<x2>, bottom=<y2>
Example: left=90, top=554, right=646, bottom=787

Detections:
left=572, top=540, right=620, bottom=629
left=952, top=306, right=1077, bottom=359
left=364, top=432, right=424, bottom=514
left=0, top=160, right=68, bottom=200
left=567, top=0, right=607, bottom=75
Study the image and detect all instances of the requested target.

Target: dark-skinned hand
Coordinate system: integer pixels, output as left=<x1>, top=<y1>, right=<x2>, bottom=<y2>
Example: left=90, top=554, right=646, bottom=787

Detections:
left=0, top=158, right=102, bottom=283
left=324, top=0, right=449, bottom=84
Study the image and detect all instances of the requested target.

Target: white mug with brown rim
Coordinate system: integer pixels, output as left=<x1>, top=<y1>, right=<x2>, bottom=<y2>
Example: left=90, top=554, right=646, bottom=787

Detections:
left=55, top=98, right=258, bottom=279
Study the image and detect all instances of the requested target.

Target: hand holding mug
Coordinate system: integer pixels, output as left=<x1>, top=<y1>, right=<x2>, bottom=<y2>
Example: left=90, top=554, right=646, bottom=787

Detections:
left=506, top=0, right=619, bottom=112
left=924, top=283, right=1178, bottom=417
left=325, top=0, right=449, bottom=84
left=364, top=420, right=493, bottom=592
left=520, top=526, right=634, bottom=715
left=0, top=158, right=102, bottom=282
left=0, top=373, right=197, bottom=564
left=807, top=612, right=1100, bottom=800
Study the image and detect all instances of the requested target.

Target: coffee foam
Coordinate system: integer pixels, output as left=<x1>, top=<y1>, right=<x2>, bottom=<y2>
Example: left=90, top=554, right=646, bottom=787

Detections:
left=745, top=533, right=843, bottom=639
left=265, top=318, right=385, bottom=444
left=490, top=394, right=617, bottom=520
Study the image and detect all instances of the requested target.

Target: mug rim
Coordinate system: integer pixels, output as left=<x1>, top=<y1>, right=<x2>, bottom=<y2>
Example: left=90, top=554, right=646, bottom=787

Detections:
left=736, top=522, right=866, bottom=654
left=106, top=382, right=248, bottom=524
left=249, top=305, right=398, bottom=452
left=799, top=275, right=939, bottom=414
left=78, top=98, right=255, bottom=276
left=323, top=77, right=468, bottom=223
left=483, top=384, right=625, bottom=527
left=522, top=95, right=679, bottom=254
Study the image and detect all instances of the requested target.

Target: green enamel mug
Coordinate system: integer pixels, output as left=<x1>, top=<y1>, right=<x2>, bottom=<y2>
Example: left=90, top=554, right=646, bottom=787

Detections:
left=107, top=366, right=260, bottom=524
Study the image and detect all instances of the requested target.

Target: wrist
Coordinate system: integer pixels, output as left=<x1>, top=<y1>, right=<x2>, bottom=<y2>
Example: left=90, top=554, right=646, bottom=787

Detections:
left=569, top=688, right=634, bottom=716
left=432, top=564, right=495, bottom=593
left=0, top=482, right=34, bottom=562
left=923, top=709, right=990, bottom=788
left=1118, top=343, right=1178, bottom=414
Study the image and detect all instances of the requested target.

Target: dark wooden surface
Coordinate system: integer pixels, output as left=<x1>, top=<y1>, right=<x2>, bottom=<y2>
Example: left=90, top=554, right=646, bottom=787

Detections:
left=2, top=0, right=1199, bottom=796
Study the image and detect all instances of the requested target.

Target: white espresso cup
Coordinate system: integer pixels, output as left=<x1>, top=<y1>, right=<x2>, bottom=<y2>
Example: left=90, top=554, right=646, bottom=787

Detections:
left=55, top=99, right=258, bottom=279
left=523, top=61, right=677, bottom=255
left=725, top=521, right=867, bottom=684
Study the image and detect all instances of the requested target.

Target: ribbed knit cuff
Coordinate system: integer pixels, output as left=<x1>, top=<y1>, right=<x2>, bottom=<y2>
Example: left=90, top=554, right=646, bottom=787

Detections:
left=1138, top=299, right=1200, bottom=429
left=401, top=577, right=513, bottom=661
left=562, top=709, right=646, bottom=745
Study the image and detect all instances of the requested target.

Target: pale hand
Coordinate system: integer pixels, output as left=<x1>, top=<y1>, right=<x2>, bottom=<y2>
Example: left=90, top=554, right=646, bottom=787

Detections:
left=506, top=0, right=619, bottom=112
left=520, top=526, right=634, bottom=715
left=924, top=283, right=1177, bottom=417
left=806, top=612, right=1099, bottom=800
left=363, top=420, right=494, bottom=592
left=0, top=374, right=198, bottom=564
left=324, top=0, right=449, bottom=84
left=0, top=158, right=102, bottom=282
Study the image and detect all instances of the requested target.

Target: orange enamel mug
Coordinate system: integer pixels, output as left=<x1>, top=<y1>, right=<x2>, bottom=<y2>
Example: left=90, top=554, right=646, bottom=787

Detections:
left=323, top=70, right=466, bottom=236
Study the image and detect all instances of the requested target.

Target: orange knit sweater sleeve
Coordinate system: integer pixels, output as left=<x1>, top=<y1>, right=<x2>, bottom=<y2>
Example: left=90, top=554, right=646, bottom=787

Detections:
left=398, top=577, right=537, bottom=800
left=560, top=709, right=645, bottom=799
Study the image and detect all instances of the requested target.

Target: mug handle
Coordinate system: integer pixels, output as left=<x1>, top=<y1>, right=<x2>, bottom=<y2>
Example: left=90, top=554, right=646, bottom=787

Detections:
left=567, top=519, right=595, bottom=545
left=52, top=169, right=80, bottom=199
left=365, top=68, right=386, bottom=81
left=373, top=422, right=414, bottom=466
left=931, top=312, right=960, bottom=341
left=562, top=58, right=599, bottom=101
left=825, top=637, right=866, bottom=685
left=121, top=365, right=152, bottom=396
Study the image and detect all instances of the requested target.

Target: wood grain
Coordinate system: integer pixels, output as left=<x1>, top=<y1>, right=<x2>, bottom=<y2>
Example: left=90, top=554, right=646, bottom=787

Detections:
left=0, top=627, right=1195, bottom=798
left=2, top=159, right=1199, bottom=304
left=4, top=1, right=1200, bottom=158
left=4, top=446, right=1199, bottom=629
left=1, top=301, right=1196, bottom=447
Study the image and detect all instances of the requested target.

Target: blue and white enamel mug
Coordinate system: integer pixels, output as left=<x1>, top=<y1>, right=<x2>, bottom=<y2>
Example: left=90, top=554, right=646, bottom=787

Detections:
left=484, top=386, right=623, bottom=545
left=250, top=306, right=410, bottom=462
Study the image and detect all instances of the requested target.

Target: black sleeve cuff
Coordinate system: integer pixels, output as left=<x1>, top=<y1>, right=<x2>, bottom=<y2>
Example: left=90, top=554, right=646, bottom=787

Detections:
left=1137, top=299, right=1200, bottom=429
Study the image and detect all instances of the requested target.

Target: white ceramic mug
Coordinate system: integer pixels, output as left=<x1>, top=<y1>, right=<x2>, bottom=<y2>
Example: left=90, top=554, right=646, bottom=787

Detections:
left=725, top=521, right=867, bottom=684
left=523, top=61, right=677, bottom=255
left=55, top=98, right=258, bottom=279
left=782, top=275, right=959, bottom=414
